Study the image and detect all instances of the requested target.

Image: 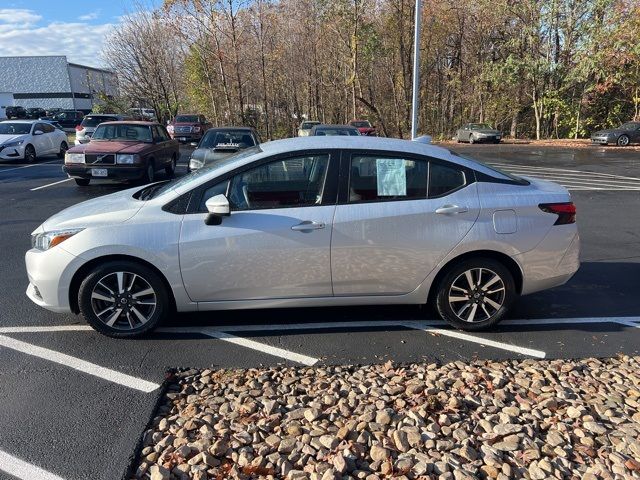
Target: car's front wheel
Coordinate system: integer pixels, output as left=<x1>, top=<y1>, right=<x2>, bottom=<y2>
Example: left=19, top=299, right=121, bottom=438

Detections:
left=78, top=261, right=169, bottom=338
left=165, top=155, right=177, bottom=176
left=74, top=178, right=90, bottom=186
left=24, top=144, right=36, bottom=163
left=435, top=258, right=515, bottom=331
left=57, top=141, right=68, bottom=159
left=468, top=135, right=475, bottom=144
left=143, top=162, right=155, bottom=183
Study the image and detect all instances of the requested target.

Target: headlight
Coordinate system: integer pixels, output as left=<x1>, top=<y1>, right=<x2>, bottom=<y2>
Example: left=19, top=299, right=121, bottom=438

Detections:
left=193, top=126, right=201, bottom=132
left=31, top=228, right=84, bottom=251
left=3, top=140, right=24, bottom=148
left=116, top=154, right=138, bottom=164
left=167, top=125, right=174, bottom=133
left=65, top=153, right=85, bottom=164
left=189, top=158, right=204, bottom=170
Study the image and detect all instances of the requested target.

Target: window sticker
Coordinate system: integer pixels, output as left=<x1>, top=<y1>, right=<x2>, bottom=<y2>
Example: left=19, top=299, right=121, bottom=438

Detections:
left=376, top=158, right=406, bottom=196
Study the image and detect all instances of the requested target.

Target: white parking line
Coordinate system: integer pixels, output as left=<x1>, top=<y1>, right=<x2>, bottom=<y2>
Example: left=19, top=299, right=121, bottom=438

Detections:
left=404, top=322, right=546, bottom=358
left=0, top=448, right=66, bottom=480
left=200, top=329, right=318, bottom=365
left=0, top=160, right=61, bottom=173
left=0, top=335, right=160, bottom=393
left=30, top=178, right=72, bottom=191
left=0, top=325, right=93, bottom=333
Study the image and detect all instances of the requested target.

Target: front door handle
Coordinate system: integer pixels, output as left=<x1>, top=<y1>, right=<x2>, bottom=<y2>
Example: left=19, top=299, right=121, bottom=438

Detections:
left=435, top=204, right=469, bottom=215
left=291, top=220, right=325, bottom=232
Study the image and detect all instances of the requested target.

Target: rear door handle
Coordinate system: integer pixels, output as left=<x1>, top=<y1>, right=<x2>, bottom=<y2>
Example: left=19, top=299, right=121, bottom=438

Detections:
left=435, top=204, right=469, bottom=215
left=291, top=220, right=325, bottom=232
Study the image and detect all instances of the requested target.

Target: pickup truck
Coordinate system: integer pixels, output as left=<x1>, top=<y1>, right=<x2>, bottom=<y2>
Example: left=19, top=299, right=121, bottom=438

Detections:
left=167, top=114, right=212, bottom=143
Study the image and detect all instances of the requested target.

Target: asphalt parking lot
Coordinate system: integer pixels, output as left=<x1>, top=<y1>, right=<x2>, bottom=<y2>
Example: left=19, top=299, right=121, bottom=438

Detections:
left=0, top=142, right=639, bottom=480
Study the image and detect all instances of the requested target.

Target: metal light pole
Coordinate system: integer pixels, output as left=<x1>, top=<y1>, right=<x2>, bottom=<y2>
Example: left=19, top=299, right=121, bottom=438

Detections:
left=410, top=0, right=422, bottom=140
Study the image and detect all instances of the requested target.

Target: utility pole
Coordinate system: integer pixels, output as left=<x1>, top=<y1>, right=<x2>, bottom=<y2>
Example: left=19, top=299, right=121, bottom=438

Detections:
left=410, top=0, right=422, bottom=140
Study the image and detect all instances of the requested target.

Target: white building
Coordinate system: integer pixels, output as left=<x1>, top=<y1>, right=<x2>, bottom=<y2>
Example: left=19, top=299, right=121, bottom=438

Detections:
left=0, top=56, right=117, bottom=113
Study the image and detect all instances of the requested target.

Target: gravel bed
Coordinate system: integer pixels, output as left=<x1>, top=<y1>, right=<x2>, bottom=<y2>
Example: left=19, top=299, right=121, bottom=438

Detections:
left=132, top=356, right=640, bottom=480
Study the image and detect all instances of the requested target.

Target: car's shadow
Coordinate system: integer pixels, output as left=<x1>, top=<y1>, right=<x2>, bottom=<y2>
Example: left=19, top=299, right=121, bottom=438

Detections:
left=158, top=261, right=640, bottom=337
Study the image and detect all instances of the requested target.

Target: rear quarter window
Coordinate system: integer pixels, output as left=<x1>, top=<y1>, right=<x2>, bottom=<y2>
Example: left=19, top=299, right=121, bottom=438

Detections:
left=428, top=163, right=466, bottom=198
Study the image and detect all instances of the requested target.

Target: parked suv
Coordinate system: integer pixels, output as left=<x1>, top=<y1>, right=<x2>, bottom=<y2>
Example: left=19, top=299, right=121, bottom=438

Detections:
left=167, top=114, right=211, bottom=143
left=75, top=114, right=130, bottom=145
left=63, top=121, right=179, bottom=186
left=51, top=110, right=84, bottom=130
left=26, top=107, right=47, bottom=119
left=6, top=106, right=27, bottom=119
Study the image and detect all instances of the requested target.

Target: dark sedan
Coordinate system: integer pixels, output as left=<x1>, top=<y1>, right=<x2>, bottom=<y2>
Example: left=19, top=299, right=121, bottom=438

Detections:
left=456, top=123, right=502, bottom=144
left=63, top=121, right=179, bottom=186
left=188, top=127, right=260, bottom=171
left=591, top=122, right=640, bottom=146
left=310, top=124, right=361, bottom=136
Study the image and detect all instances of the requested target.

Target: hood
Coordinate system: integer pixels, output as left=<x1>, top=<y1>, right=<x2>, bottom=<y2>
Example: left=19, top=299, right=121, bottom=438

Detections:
left=39, top=186, right=145, bottom=232
left=0, top=134, right=27, bottom=145
left=192, top=147, right=240, bottom=165
left=68, top=140, right=151, bottom=155
left=592, top=129, right=623, bottom=136
left=356, top=127, right=376, bottom=134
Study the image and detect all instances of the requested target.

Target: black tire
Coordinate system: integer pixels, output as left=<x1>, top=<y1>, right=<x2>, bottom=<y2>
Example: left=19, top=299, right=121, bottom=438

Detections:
left=435, top=258, right=516, bottom=331
left=24, top=144, right=36, bottom=163
left=57, top=141, right=68, bottom=159
left=144, top=161, right=155, bottom=183
left=74, top=178, right=90, bottom=186
left=165, top=155, right=176, bottom=176
left=617, top=135, right=630, bottom=147
left=78, top=261, right=169, bottom=338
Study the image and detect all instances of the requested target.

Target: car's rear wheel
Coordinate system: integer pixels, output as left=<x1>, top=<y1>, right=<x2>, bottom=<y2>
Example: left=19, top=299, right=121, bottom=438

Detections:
left=74, top=178, right=90, bottom=186
left=435, top=258, right=515, bottom=331
left=78, top=261, right=169, bottom=338
left=468, top=135, right=475, bottom=144
left=617, top=135, right=630, bottom=146
left=165, top=155, right=176, bottom=176
left=24, top=144, right=36, bottom=163
left=57, top=141, right=68, bottom=159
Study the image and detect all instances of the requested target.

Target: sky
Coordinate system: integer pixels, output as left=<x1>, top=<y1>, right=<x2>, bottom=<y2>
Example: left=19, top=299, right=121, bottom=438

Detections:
left=0, top=0, right=163, bottom=68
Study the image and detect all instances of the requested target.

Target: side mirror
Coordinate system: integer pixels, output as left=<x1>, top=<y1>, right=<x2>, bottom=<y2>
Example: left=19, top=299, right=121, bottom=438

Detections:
left=204, top=194, right=230, bottom=225
left=33, top=130, right=44, bottom=135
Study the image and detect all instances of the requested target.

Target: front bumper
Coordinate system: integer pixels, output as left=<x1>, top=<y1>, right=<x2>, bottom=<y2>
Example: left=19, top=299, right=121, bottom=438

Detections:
left=0, top=144, right=26, bottom=160
left=63, top=164, right=146, bottom=181
left=474, top=135, right=501, bottom=143
left=170, top=132, right=202, bottom=142
left=25, top=246, right=81, bottom=314
left=591, top=136, right=610, bottom=145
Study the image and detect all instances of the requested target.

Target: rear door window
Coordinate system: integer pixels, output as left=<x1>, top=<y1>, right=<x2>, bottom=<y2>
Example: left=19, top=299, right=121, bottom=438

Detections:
left=348, top=155, right=428, bottom=202
left=428, top=163, right=466, bottom=198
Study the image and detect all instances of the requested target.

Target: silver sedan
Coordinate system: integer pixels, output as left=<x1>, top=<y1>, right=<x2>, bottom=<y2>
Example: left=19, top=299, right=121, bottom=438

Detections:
left=25, top=136, right=579, bottom=337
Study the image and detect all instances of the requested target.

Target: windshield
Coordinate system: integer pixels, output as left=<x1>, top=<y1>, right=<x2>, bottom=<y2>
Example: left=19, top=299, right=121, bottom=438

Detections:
left=93, top=124, right=152, bottom=142
left=351, top=121, right=371, bottom=128
left=141, top=147, right=263, bottom=200
left=200, top=130, right=256, bottom=149
left=301, top=122, right=319, bottom=130
left=175, top=115, right=199, bottom=123
left=0, top=123, right=31, bottom=135
left=450, top=151, right=527, bottom=184
left=469, top=123, right=492, bottom=130
left=315, top=128, right=360, bottom=136
left=81, top=116, right=118, bottom=127
left=620, top=123, right=640, bottom=131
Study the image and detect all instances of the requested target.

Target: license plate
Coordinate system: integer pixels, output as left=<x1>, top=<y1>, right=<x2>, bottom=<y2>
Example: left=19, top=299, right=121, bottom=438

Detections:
left=179, top=137, right=187, bottom=142
left=91, top=168, right=107, bottom=177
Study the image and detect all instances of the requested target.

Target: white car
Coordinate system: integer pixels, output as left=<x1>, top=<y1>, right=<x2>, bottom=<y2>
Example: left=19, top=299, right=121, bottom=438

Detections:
left=25, top=136, right=579, bottom=338
left=0, top=120, right=68, bottom=162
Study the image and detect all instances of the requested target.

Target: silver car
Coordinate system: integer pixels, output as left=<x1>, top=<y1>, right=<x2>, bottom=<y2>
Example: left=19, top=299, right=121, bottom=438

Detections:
left=25, top=137, right=579, bottom=337
left=75, top=114, right=129, bottom=145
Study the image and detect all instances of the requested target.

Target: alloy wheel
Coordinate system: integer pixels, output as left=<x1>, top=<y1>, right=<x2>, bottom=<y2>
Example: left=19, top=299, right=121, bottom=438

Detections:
left=90, top=271, right=157, bottom=330
left=448, top=268, right=505, bottom=323
left=617, top=135, right=629, bottom=146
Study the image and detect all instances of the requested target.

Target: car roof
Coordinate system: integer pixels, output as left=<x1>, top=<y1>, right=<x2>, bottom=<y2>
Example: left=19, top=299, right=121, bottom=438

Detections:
left=205, top=126, right=254, bottom=132
left=312, top=124, right=358, bottom=129
left=86, top=113, right=122, bottom=117
left=99, top=121, right=158, bottom=126
left=0, top=119, right=37, bottom=124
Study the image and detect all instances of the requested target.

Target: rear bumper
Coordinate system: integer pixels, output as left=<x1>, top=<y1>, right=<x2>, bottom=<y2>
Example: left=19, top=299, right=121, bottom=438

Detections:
left=517, top=227, right=580, bottom=295
left=63, top=164, right=146, bottom=180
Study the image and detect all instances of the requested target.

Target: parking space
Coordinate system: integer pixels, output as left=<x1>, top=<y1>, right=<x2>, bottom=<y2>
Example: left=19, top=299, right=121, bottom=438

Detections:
left=1, top=144, right=639, bottom=479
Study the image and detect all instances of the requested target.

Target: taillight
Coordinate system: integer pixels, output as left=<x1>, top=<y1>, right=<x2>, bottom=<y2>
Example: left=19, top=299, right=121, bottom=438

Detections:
left=539, top=202, right=576, bottom=225
left=75, top=125, right=83, bottom=131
